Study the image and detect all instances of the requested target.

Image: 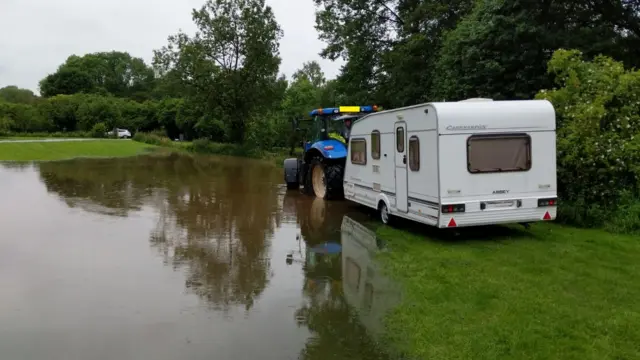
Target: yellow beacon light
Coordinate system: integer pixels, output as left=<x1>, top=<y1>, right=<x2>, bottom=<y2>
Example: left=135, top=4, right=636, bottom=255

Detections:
left=338, top=106, right=362, bottom=113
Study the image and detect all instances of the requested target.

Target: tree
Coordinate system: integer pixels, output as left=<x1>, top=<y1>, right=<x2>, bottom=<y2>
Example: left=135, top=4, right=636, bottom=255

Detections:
left=292, top=61, right=326, bottom=88
left=313, top=0, right=473, bottom=107
left=314, top=0, right=397, bottom=105
left=378, top=0, right=474, bottom=106
left=39, top=52, right=156, bottom=99
left=0, top=101, right=52, bottom=132
left=433, top=0, right=640, bottom=101
left=154, top=0, right=283, bottom=143
left=40, top=67, right=98, bottom=98
left=75, top=95, right=122, bottom=131
left=0, top=86, right=39, bottom=104
left=43, top=95, right=81, bottom=131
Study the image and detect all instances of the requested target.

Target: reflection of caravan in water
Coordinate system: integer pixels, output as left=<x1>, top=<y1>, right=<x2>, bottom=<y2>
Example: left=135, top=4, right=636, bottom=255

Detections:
left=341, top=216, right=401, bottom=337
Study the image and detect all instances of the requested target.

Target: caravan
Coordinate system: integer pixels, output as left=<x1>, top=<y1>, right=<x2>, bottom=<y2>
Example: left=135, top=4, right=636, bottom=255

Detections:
left=343, top=99, right=558, bottom=228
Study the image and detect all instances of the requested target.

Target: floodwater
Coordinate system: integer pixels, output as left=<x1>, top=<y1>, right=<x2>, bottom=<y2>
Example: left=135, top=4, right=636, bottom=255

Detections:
left=0, top=153, right=401, bottom=360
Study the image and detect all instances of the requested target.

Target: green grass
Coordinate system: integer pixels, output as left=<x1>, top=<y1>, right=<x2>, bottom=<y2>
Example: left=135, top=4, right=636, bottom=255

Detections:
left=375, top=222, right=640, bottom=360
left=0, top=139, right=157, bottom=161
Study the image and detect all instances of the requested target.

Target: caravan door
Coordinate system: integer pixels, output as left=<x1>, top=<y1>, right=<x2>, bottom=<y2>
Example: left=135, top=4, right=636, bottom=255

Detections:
left=394, top=122, right=408, bottom=212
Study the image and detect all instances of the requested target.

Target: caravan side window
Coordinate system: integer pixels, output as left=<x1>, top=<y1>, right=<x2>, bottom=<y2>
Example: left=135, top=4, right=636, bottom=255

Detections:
left=350, top=138, right=367, bottom=165
left=371, top=130, right=381, bottom=159
left=396, top=127, right=404, bottom=152
left=467, top=134, right=531, bottom=173
left=409, top=136, right=420, bottom=171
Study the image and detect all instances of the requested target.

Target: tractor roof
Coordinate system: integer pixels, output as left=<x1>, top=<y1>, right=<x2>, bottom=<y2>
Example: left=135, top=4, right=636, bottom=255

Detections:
left=309, top=105, right=380, bottom=117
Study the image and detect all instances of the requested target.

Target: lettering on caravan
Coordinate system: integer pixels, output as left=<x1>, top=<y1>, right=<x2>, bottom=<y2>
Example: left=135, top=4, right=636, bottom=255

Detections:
left=445, top=124, right=488, bottom=131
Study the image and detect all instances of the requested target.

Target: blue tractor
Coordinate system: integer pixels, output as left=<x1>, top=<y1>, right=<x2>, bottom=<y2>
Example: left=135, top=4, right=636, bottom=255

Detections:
left=284, top=105, right=381, bottom=199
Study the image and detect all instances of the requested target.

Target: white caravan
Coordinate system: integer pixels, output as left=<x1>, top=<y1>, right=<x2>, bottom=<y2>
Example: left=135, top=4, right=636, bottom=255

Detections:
left=343, top=99, right=558, bottom=228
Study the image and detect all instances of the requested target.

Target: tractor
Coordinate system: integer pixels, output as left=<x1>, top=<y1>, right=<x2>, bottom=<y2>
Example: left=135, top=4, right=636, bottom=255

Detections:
left=283, top=105, right=381, bottom=199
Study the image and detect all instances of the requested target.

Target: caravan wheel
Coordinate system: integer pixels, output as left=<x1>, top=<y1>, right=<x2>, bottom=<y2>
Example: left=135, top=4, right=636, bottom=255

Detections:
left=379, top=202, right=392, bottom=225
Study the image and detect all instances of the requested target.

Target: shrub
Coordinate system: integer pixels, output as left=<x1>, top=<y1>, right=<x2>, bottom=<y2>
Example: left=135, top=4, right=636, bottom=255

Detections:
left=537, top=49, right=640, bottom=231
left=133, top=132, right=174, bottom=147
left=90, top=122, right=107, bottom=138
left=0, top=116, right=13, bottom=136
left=188, top=138, right=261, bottom=158
left=75, top=95, right=122, bottom=131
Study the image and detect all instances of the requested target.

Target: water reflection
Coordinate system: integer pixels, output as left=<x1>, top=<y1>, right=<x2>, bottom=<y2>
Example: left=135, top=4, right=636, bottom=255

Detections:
left=290, top=206, right=401, bottom=359
left=37, top=155, right=280, bottom=312
left=341, top=216, right=402, bottom=339
left=1, top=154, right=400, bottom=359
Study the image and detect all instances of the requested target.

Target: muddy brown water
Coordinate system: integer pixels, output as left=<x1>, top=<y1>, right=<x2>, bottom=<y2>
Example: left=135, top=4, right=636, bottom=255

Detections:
left=0, top=154, right=401, bottom=360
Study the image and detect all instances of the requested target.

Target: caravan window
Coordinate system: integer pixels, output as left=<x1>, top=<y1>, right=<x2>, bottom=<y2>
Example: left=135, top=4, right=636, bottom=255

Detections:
left=371, top=131, right=381, bottom=159
left=409, top=136, right=420, bottom=171
left=350, top=138, right=367, bottom=165
left=467, top=134, right=531, bottom=173
left=396, top=127, right=404, bottom=152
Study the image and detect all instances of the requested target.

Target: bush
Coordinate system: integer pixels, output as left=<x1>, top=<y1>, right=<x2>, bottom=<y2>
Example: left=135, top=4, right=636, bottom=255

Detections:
left=244, top=112, right=291, bottom=150
left=0, top=101, right=53, bottom=132
left=189, top=138, right=255, bottom=157
left=537, top=49, right=640, bottom=231
left=90, top=123, right=107, bottom=138
left=0, top=116, right=13, bottom=136
left=133, top=132, right=174, bottom=147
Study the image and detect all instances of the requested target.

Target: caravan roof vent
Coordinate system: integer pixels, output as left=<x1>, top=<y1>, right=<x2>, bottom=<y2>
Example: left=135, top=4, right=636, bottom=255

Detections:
left=459, top=98, right=494, bottom=102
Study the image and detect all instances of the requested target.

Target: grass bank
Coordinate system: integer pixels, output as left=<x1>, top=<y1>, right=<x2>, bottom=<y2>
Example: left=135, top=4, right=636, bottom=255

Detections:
left=374, top=221, right=640, bottom=360
left=0, top=131, right=91, bottom=140
left=0, top=139, right=156, bottom=161
left=133, top=133, right=299, bottom=166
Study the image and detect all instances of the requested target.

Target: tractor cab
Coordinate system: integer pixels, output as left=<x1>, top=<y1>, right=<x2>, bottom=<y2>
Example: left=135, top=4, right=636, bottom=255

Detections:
left=284, top=105, right=381, bottom=200
left=304, top=106, right=379, bottom=150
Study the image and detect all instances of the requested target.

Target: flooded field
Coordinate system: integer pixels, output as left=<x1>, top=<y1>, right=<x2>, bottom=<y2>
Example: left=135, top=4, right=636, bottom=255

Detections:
left=0, top=154, right=400, bottom=360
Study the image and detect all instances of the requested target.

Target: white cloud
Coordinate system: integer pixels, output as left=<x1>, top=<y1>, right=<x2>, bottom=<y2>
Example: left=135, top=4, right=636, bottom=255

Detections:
left=0, top=0, right=343, bottom=92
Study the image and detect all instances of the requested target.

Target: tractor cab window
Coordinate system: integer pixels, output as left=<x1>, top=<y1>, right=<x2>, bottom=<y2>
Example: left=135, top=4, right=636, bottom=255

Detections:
left=308, top=116, right=326, bottom=142
left=327, top=119, right=348, bottom=143
left=308, top=116, right=348, bottom=142
left=309, top=114, right=357, bottom=144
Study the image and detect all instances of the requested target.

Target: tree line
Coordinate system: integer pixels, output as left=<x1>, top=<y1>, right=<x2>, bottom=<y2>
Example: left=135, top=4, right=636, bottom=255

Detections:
left=1, top=0, right=639, bottom=231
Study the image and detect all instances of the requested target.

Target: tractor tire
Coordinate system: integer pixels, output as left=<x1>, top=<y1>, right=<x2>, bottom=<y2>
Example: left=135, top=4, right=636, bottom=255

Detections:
left=308, top=157, right=344, bottom=200
left=301, top=162, right=315, bottom=195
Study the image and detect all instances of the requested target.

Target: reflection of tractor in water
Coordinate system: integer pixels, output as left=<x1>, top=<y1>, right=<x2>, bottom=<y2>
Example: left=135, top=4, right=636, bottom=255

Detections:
left=282, top=192, right=350, bottom=246
left=283, top=105, right=381, bottom=199
left=284, top=193, right=349, bottom=297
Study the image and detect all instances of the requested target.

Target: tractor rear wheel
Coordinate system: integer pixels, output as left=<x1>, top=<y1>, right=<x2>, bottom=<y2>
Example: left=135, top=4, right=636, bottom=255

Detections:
left=308, top=157, right=344, bottom=200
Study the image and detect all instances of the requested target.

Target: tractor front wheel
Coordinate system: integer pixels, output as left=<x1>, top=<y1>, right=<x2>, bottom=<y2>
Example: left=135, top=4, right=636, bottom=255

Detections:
left=308, top=157, right=344, bottom=200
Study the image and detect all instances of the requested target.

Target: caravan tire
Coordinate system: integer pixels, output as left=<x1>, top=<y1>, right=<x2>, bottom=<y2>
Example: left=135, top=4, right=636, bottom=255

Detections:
left=379, top=202, right=392, bottom=225
left=309, top=157, right=344, bottom=200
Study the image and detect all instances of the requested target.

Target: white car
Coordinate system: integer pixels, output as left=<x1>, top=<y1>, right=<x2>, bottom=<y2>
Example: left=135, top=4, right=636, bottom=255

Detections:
left=106, top=128, right=132, bottom=139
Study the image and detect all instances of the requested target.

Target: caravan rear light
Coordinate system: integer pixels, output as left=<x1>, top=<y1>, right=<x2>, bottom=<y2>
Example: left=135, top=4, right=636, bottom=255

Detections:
left=538, top=198, right=558, bottom=207
left=441, top=204, right=465, bottom=213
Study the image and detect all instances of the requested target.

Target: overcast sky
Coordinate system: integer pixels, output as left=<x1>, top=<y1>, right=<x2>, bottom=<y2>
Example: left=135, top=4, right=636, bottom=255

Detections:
left=0, top=0, right=343, bottom=93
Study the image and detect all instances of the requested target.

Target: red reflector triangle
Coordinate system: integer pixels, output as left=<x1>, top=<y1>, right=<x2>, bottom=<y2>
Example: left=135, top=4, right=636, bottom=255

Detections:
left=543, top=211, right=551, bottom=220
left=448, top=218, right=457, bottom=227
